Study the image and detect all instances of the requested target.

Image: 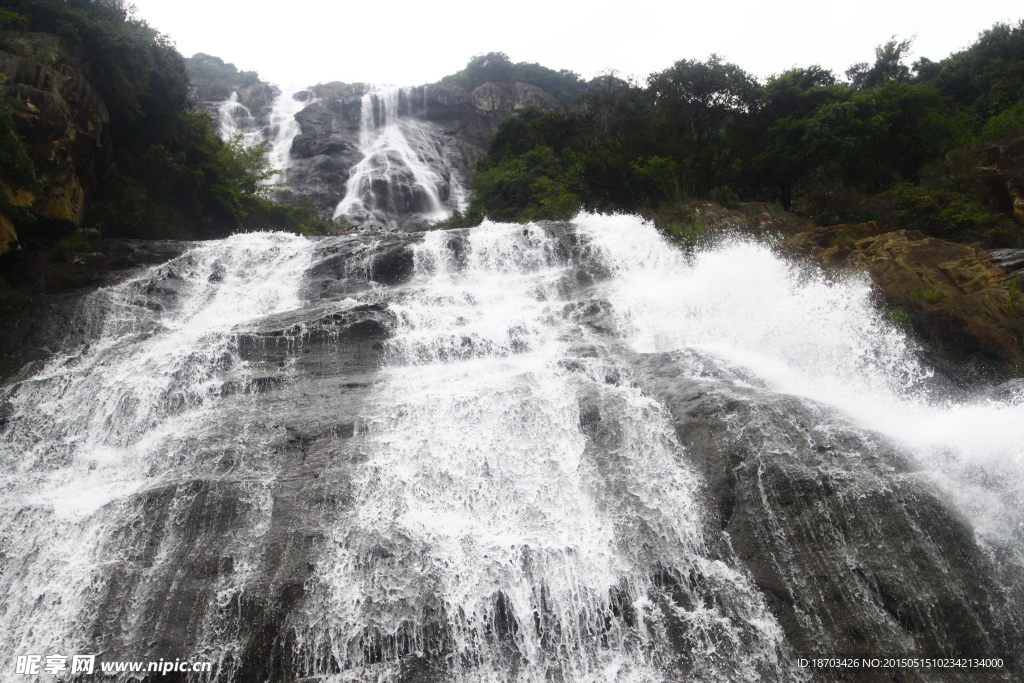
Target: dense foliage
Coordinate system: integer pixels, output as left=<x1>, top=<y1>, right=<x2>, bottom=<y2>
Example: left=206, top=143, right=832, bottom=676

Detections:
left=0, top=0, right=326, bottom=241
left=438, top=52, right=589, bottom=105
left=462, top=27, right=1024, bottom=247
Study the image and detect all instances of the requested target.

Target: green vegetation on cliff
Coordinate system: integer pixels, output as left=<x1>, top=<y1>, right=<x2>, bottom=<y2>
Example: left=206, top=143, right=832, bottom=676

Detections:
left=462, top=26, right=1024, bottom=248
left=438, top=52, right=589, bottom=105
left=184, top=53, right=261, bottom=103
left=0, top=0, right=325, bottom=243
left=0, top=103, right=40, bottom=238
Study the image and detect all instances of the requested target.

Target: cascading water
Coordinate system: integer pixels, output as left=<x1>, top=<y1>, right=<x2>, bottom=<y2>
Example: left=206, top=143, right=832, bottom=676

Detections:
left=217, top=93, right=262, bottom=147
left=0, top=216, right=1020, bottom=682
left=263, top=86, right=312, bottom=180
left=333, top=87, right=467, bottom=229
left=216, top=86, right=312, bottom=179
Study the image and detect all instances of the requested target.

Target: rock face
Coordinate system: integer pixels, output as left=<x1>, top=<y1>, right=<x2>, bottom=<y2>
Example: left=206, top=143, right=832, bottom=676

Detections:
left=630, top=350, right=1021, bottom=681
left=0, top=239, right=192, bottom=382
left=277, top=81, right=558, bottom=223
left=0, top=222, right=1020, bottom=682
left=469, top=81, right=555, bottom=112
left=418, top=82, right=557, bottom=170
left=193, top=70, right=559, bottom=222
left=978, top=136, right=1024, bottom=224
left=276, top=84, right=368, bottom=219
left=785, top=223, right=1024, bottom=373
left=0, top=32, right=112, bottom=244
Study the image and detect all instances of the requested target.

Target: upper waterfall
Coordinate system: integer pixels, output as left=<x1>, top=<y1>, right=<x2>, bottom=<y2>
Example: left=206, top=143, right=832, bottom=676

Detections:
left=333, top=86, right=468, bottom=229
left=216, top=84, right=313, bottom=180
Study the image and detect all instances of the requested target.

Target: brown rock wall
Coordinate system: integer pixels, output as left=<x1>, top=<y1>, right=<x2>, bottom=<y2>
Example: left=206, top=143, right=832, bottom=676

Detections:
left=0, top=33, right=110, bottom=240
left=786, top=224, right=1024, bottom=371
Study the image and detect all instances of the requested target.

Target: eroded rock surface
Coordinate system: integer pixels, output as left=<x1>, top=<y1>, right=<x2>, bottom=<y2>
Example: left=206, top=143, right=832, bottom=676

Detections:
left=627, top=351, right=1021, bottom=682
left=786, top=223, right=1024, bottom=372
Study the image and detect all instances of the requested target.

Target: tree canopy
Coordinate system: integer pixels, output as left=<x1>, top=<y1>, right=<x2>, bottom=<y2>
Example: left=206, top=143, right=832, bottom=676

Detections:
left=457, top=22, right=1024, bottom=248
left=0, top=0, right=327, bottom=240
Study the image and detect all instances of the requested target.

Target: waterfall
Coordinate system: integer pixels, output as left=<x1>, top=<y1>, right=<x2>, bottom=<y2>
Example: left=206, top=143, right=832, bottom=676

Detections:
left=263, top=86, right=312, bottom=180
left=216, top=93, right=261, bottom=147
left=333, top=86, right=467, bottom=229
left=216, top=86, right=312, bottom=181
left=0, top=216, right=1020, bottom=682
left=0, top=233, right=314, bottom=667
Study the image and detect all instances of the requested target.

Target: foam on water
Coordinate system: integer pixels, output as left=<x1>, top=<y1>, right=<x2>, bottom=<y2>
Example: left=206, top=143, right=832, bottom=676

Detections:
left=576, top=213, right=1024, bottom=554
left=295, top=223, right=794, bottom=682
left=0, top=232, right=313, bottom=663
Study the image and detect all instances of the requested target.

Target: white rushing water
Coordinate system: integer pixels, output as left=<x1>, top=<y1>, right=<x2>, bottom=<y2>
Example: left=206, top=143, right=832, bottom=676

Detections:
left=217, top=93, right=262, bottom=148
left=263, top=86, right=311, bottom=179
left=295, top=221, right=793, bottom=682
left=0, top=233, right=314, bottom=668
left=0, top=215, right=1020, bottom=682
left=217, top=85, right=312, bottom=181
left=576, top=214, right=1024, bottom=555
left=334, top=86, right=467, bottom=228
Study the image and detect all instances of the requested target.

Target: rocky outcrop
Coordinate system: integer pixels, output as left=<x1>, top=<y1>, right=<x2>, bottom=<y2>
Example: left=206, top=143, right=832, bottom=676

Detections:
left=628, top=350, right=1021, bottom=681
left=683, top=201, right=814, bottom=234
left=978, top=136, right=1024, bottom=224
left=0, top=239, right=191, bottom=382
left=235, top=82, right=278, bottom=115
left=0, top=32, right=112, bottom=243
left=785, top=223, right=1024, bottom=372
left=417, top=82, right=557, bottom=171
left=469, top=81, right=555, bottom=112
left=278, top=86, right=366, bottom=219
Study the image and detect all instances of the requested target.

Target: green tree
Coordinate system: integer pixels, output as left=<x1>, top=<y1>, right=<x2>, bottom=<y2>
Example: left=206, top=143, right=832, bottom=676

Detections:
left=846, top=36, right=915, bottom=90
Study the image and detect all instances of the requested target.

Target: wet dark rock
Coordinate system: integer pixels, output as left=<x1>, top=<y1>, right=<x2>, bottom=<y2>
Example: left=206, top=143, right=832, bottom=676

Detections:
left=630, top=350, right=1021, bottom=681
left=0, top=239, right=192, bottom=382
left=991, top=248, right=1024, bottom=283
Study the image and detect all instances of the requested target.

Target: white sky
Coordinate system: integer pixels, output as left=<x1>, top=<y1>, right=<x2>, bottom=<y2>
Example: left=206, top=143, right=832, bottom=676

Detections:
left=130, top=0, right=1023, bottom=88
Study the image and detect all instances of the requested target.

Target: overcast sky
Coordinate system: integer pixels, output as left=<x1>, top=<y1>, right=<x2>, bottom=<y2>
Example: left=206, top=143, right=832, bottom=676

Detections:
left=130, top=0, right=1023, bottom=88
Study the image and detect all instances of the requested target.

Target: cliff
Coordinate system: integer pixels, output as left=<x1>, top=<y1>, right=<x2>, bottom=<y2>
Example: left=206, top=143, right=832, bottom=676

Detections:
left=0, top=31, right=112, bottom=250
left=204, top=76, right=559, bottom=222
left=282, top=81, right=556, bottom=221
